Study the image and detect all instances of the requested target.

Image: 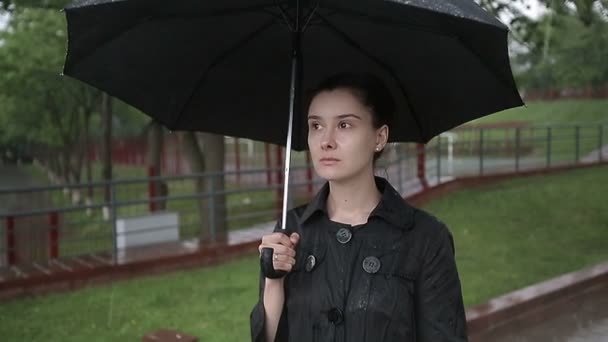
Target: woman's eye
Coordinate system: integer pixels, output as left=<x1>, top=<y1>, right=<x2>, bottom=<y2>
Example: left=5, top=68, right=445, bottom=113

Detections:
left=338, top=122, right=351, bottom=129
left=310, top=122, right=321, bottom=130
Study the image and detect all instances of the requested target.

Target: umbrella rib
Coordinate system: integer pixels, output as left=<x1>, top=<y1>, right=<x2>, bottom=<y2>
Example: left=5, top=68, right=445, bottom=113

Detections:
left=275, top=2, right=294, bottom=32
left=301, top=1, right=320, bottom=32
left=316, top=13, right=426, bottom=141
left=171, top=18, right=279, bottom=129
left=455, top=36, right=524, bottom=104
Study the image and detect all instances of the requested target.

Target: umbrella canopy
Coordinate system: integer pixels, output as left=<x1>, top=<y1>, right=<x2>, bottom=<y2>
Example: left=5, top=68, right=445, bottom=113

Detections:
left=63, top=0, right=523, bottom=151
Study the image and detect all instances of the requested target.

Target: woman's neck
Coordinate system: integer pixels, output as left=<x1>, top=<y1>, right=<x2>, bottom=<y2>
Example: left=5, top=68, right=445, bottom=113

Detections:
left=326, top=171, right=381, bottom=226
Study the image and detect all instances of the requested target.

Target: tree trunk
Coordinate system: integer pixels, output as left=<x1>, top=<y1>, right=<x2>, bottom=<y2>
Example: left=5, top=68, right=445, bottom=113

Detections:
left=146, top=120, right=165, bottom=210
left=202, top=133, right=227, bottom=245
left=82, top=110, right=94, bottom=215
left=48, top=149, right=60, bottom=184
left=61, top=147, right=71, bottom=185
left=181, top=131, right=208, bottom=242
left=100, top=93, right=113, bottom=219
left=181, top=132, right=227, bottom=245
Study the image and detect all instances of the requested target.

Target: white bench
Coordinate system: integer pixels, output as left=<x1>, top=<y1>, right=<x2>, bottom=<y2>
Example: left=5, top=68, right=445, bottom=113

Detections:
left=115, top=212, right=180, bottom=250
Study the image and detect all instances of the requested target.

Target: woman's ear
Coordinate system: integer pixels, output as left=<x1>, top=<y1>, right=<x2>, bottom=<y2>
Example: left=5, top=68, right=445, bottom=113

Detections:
left=376, top=125, right=389, bottom=149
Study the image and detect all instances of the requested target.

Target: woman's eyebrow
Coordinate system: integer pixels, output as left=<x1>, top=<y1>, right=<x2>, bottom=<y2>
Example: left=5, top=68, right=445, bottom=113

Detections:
left=337, top=114, right=361, bottom=120
left=307, top=113, right=361, bottom=120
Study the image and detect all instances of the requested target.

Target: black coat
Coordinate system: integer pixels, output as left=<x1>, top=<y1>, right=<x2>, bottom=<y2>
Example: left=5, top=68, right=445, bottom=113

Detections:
left=250, top=177, right=468, bottom=342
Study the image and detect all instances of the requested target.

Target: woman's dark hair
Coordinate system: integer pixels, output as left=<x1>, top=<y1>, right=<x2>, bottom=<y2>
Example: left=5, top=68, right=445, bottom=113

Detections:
left=307, top=72, right=395, bottom=163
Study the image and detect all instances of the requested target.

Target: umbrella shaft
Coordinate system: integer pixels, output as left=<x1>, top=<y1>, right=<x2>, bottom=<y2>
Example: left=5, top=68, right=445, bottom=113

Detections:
left=281, top=28, right=301, bottom=230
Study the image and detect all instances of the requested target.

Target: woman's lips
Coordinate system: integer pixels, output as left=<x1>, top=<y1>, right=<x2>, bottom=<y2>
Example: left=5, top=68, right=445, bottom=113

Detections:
left=319, top=158, right=340, bottom=166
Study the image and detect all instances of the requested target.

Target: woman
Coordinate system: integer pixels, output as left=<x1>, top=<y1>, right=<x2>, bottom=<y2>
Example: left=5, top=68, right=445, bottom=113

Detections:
left=250, top=73, right=468, bottom=342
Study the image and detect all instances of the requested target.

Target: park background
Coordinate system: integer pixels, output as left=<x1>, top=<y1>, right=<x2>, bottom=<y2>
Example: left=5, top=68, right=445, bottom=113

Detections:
left=0, top=0, right=607, bottom=341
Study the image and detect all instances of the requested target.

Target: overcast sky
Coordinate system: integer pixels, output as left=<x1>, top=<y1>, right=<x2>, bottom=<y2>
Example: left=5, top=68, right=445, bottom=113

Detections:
left=0, top=12, right=8, bottom=30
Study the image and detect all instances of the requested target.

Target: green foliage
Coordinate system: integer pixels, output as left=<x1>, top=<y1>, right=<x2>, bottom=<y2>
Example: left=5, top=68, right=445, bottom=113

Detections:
left=552, top=17, right=608, bottom=87
left=1, top=0, right=69, bottom=11
left=0, top=6, right=147, bottom=149
left=514, top=1, right=608, bottom=91
left=0, top=8, right=95, bottom=147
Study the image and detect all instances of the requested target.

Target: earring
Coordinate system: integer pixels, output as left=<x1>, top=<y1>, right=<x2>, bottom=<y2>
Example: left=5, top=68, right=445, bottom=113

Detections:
left=375, top=146, right=381, bottom=151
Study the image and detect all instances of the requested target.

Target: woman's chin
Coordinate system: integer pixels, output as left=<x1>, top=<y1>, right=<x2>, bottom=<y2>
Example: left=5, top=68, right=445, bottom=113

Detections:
left=315, top=168, right=352, bottom=182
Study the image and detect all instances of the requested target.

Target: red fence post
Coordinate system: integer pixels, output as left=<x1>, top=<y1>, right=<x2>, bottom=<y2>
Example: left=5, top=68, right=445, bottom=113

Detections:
left=49, top=212, right=59, bottom=259
left=5, top=216, right=16, bottom=265
left=148, top=166, right=157, bottom=212
left=416, top=143, right=429, bottom=189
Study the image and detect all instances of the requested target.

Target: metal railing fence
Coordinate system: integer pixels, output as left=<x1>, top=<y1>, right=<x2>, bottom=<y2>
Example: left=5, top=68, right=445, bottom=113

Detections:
left=1, top=122, right=606, bottom=268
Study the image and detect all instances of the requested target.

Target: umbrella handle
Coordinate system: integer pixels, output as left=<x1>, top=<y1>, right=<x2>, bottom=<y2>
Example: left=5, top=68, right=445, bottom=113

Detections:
left=260, top=247, right=288, bottom=279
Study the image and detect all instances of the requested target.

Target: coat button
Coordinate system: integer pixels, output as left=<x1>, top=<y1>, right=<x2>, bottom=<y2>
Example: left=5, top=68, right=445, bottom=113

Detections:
left=362, top=256, right=381, bottom=274
left=336, top=228, right=352, bottom=244
left=327, top=308, right=344, bottom=325
left=305, top=254, right=316, bottom=272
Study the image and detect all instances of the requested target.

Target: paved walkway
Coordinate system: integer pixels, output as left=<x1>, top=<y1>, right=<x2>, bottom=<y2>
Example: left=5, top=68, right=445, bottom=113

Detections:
left=491, top=285, right=608, bottom=342
left=581, top=144, right=608, bottom=163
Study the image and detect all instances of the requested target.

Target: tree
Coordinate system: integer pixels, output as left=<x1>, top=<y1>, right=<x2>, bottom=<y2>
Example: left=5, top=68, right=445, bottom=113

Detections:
left=1, top=4, right=147, bottom=207
left=537, top=0, right=608, bottom=26
left=512, top=1, right=608, bottom=92
left=1, top=0, right=68, bottom=11
left=182, top=132, right=227, bottom=246
left=0, top=8, right=100, bottom=192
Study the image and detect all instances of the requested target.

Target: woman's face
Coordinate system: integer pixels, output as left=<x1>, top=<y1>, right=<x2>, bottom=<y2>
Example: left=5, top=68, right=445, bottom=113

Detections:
left=307, top=88, right=388, bottom=182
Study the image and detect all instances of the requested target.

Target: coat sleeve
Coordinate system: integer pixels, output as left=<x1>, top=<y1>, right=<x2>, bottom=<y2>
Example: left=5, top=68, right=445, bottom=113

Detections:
left=415, top=223, right=468, bottom=342
left=250, top=222, right=290, bottom=342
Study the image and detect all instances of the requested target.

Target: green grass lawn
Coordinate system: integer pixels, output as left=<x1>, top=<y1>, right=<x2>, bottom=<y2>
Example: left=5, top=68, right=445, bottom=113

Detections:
left=424, top=165, right=608, bottom=305
left=447, top=99, right=608, bottom=164
left=1, top=165, right=607, bottom=341
left=472, top=99, right=608, bottom=125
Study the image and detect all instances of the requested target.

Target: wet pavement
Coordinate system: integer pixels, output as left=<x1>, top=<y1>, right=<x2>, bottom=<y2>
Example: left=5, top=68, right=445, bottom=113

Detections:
left=491, top=286, right=608, bottom=342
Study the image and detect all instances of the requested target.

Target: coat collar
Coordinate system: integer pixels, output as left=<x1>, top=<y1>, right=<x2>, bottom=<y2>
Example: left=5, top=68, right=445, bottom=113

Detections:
left=298, top=176, right=415, bottom=231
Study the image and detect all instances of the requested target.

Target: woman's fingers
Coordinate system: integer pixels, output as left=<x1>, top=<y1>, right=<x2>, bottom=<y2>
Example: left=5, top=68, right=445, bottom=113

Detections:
left=289, top=233, right=300, bottom=245
left=258, top=243, right=295, bottom=257
left=259, top=232, right=298, bottom=255
left=273, top=254, right=296, bottom=272
left=258, top=231, right=300, bottom=273
left=261, top=232, right=294, bottom=248
left=265, top=243, right=296, bottom=256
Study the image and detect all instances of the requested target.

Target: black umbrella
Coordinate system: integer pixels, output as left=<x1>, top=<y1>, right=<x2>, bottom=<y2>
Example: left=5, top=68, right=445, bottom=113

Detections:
left=63, top=0, right=523, bottom=275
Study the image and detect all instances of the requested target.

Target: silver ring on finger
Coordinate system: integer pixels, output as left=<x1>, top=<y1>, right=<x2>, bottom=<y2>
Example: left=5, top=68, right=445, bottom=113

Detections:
left=274, top=253, right=279, bottom=261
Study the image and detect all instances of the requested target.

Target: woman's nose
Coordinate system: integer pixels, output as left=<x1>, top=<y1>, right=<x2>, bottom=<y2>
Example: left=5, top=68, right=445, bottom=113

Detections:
left=321, top=129, right=336, bottom=150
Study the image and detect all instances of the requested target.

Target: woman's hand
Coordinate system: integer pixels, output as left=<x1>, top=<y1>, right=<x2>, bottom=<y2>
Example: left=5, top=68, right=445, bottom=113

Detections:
left=259, top=232, right=300, bottom=274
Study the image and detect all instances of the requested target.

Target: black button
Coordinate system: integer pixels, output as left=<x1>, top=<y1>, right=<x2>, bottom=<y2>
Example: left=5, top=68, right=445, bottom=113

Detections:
left=327, top=308, right=344, bottom=325
left=305, top=254, right=316, bottom=272
left=362, top=256, right=381, bottom=274
left=336, top=228, right=352, bottom=244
